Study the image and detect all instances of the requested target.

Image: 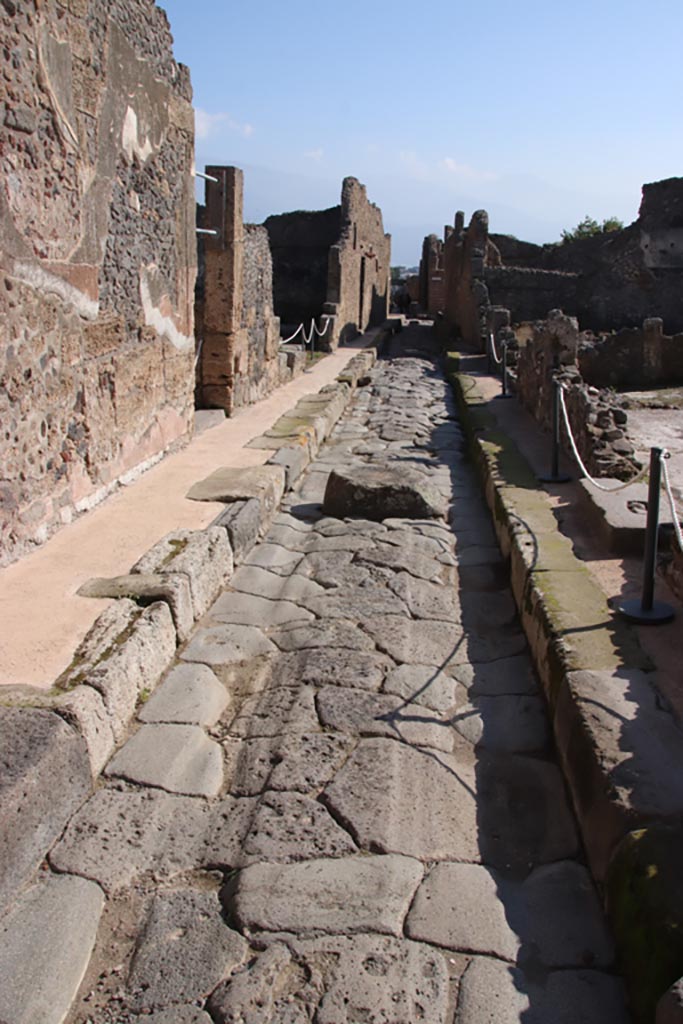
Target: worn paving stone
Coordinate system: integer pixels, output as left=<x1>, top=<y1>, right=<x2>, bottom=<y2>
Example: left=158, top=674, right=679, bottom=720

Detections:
left=322, top=463, right=448, bottom=520
left=105, top=724, right=224, bottom=798
left=0, top=872, right=103, bottom=1024
left=303, top=584, right=410, bottom=621
left=449, top=655, right=539, bottom=697
left=143, top=1009, right=213, bottom=1024
left=244, top=542, right=304, bottom=574
left=356, top=542, right=447, bottom=581
left=227, top=685, right=319, bottom=738
left=383, top=663, right=460, bottom=712
left=455, top=957, right=629, bottom=1024
left=361, top=614, right=465, bottom=666
left=128, top=889, right=247, bottom=1013
left=267, top=648, right=394, bottom=691
left=138, top=663, right=230, bottom=727
left=209, top=935, right=452, bottom=1024
left=226, top=854, right=423, bottom=937
left=451, top=695, right=550, bottom=754
left=270, top=619, right=377, bottom=653
left=268, top=731, right=356, bottom=793
left=240, top=791, right=358, bottom=864
left=207, top=590, right=313, bottom=627
left=316, top=686, right=454, bottom=753
left=230, top=563, right=325, bottom=602
left=181, top=624, right=276, bottom=665
left=49, top=788, right=209, bottom=892
left=388, top=572, right=461, bottom=621
left=224, top=736, right=279, bottom=796
left=201, top=795, right=259, bottom=869
left=322, top=738, right=578, bottom=869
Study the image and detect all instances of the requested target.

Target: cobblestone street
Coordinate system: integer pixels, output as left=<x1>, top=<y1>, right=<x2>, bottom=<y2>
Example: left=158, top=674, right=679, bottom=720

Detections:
left=40, top=325, right=629, bottom=1023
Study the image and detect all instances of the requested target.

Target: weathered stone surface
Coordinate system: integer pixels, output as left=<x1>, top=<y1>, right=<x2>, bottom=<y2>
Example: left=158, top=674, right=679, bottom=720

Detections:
left=449, top=655, right=539, bottom=697
left=138, top=662, right=230, bottom=726
left=0, top=707, right=91, bottom=914
left=244, top=541, right=304, bottom=574
left=208, top=590, right=313, bottom=627
left=268, top=732, right=356, bottom=793
left=361, top=614, right=464, bottom=666
left=226, top=854, right=423, bottom=936
left=356, top=542, right=446, bottom=581
left=129, top=890, right=247, bottom=1013
left=240, top=791, right=357, bottom=863
left=202, top=795, right=260, bottom=868
left=78, top=572, right=195, bottom=641
left=0, top=873, right=103, bottom=1024
left=144, top=1009, right=214, bottom=1024
left=133, top=528, right=233, bottom=620
left=228, top=686, right=319, bottom=738
left=212, top=498, right=262, bottom=564
left=388, top=572, right=460, bottom=620
left=316, top=686, right=454, bottom=752
left=55, top=683, right=116, bottom=776
left=303, top=584, right=409, bottom=620
left=452, top=695, right=550, bottom=753
left=181, top=624, right=276, bottom=665
left=455, top=957, right=629, bottom=1024
left=231, top=563, right=325, bottom=603
left=267, top=444, right=310, bottom=489
left=383, top=663, right=460, bottom=712
left=187, top=465, right=286, bottom=515
left=209, top=935, right=451, bottom=1024
left=49, top=788, right=209, bottom=892
left=270, top=620, right=376, bottom=653
left=322, top=738, right=578, bottom=869
left=270, top=648, right=393, bottom=691
left=105, top=724, right=224, bottom=797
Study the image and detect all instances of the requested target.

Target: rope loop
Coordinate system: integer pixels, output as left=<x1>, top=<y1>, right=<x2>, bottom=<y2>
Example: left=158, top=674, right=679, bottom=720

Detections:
left=661, top=450, right=683, bottom=552
left=489, top=332, right=503, bottom=366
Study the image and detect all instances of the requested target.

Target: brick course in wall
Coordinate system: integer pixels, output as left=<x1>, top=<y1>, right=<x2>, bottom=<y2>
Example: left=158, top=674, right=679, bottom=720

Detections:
left=1, top=0, right=196, bottom=566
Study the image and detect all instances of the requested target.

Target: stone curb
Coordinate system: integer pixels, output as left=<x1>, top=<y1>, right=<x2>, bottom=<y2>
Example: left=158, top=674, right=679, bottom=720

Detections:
left=446, top=353, right=683, bottom=1022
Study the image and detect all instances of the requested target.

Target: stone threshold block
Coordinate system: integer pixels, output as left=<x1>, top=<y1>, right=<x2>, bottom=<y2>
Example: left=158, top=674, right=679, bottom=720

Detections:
left=132, top=527, right=234, bottom=621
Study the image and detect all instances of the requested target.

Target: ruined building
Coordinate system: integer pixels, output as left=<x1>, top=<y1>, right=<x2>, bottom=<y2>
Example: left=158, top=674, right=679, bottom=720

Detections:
left=1, top=0, right=196, bottom=566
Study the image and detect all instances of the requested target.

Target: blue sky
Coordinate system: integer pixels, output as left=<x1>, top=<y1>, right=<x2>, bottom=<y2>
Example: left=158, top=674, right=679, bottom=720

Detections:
left=161, top=0, right=683, bottom=264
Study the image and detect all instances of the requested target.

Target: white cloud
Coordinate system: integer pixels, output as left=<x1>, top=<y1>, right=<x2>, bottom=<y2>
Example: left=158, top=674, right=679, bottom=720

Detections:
left=304, top=147, right=324, bottom=162
left=441, top=157, right=498, bottom=182
left=194, top=108, right=254, bottom=141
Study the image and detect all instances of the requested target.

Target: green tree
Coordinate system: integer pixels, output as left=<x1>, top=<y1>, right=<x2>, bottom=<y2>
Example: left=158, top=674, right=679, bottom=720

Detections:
left=561, top=215, right=623, bottom=243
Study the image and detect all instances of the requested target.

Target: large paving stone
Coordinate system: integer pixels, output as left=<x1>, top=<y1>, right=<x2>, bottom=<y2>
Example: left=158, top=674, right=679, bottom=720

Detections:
left=0, top=872, right=103, bottom=1024
left=226, top=730, right=355, bottom=797
left=0, top=706, right=91, bottom=914
left=230, top=564, right=325, bottom=603
left=187, top=465, right=285, bottom=515
left=455, top=957, right=629, bottom=1024
left=139, top=662, right=230, bottom=726
left=201, top=794, right=260, bottom=869
left=181, top=624, right=276, bottom=665
left=129, top=889, right=247, bottom=1013
left=356, top=542, right=447, bottom=581
left=316, top=686, right=454, bottom=752
left=303, top=584, right=409, bottom=621
left=383, top=663, right=460, bottom=712
left=240, top=791, right=357, bottom=863
left=388, top=572, right=461, bottom=621
left=270, top=619, right=377, bottom=653
left=268, top=647, right=393, bottom=691
left=226, top=854, right=423, bottom=937
left=208, top=935, right=452, bottom=1024
left=451, top=695, right=550, bottom=754
left=228, top=685, right=319, bottom=738
left=105, top=724, right=224, bottom=797
left=49, top=787, right=209, bottom=892
left=361, top=614, right=465, bottom=666
left=244, top=542, right=304, bottom=575
left=209, top=590, right=312, bottom=628
left=322, top=738, right=579, bottom=869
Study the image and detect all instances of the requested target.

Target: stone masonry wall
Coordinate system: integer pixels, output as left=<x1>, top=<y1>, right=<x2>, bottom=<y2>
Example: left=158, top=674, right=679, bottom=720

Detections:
left=265, top=206, right=341, bottom=328
left=242, top=224, right=284, bottom=405
left=418, top=234, right=446, bottom=314
left=441, top=210, right=492, bottom=349
left=0, top=0, right=196, bottom=566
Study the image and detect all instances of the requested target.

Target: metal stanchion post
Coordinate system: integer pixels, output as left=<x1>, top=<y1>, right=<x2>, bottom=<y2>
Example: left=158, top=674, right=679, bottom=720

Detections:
left=539, top=378, right=571, bottom=483
left=487, top=333, right=493, bottom=375
left=618, top=447, right=675, bottom=624
left=495, top=341, right=513, bottom=400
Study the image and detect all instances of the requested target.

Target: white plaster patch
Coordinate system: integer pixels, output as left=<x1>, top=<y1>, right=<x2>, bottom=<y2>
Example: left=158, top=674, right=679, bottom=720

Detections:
left=140, top=268, right=194, bottom=353
left=122, top=106, right=154, bottom=164
left=12, top=261, right=99, bottom=320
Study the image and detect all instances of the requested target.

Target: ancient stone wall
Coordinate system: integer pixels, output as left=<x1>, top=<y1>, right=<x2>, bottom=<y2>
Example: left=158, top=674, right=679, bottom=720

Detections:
left=485, top=266, right=579, bottom=324
left=264, top=207, right=340, bottom=328
left=242, top=224, right=284, bottom=403
left=326, top=177, right=391, bottom=346
left=1, top=0, right=196, bottom=566
left=418, top=234, right=446, bottom=313
left=441, top=210, right=492, bottom=349
left=578, top=318, right=683, bottom=391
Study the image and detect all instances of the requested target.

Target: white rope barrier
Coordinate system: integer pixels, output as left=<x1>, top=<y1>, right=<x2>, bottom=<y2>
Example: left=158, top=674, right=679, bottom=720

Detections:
left=280, top=323, right=305, bottom=345
left=489, top=332, right=503, bottom=366
left=661, top=452, right=683, bottom=553
left=558, top=385, right=649, bottom=492
left=280, top=316, right=331, bottom=347
left=313, top=316, right=331, bottom=337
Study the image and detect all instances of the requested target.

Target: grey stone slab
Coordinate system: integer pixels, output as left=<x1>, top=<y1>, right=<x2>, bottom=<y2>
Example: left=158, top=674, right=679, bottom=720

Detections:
left=50, top=787, right=209, bottom=892
left=316, top=686, right=454, bottom=752
left=268, top=732, right=356, bottom=793
left=240, top=791, right=357, bottom=864
left=228, top=685, right=319, bottom=738
left=303, top=585, right=409, bottom=621
left=270, top=619, right=377, bottom=653
left=455, top=957, right=629, bottom=1024
left=262, top=522, right=310, bottom=551
left=361, top=614, right=465, bottom=666
left=407, top=862, right=519, bottom=961
left=383, top=663, right=460, bottom=713
left=133, top=528, right=234, bottom=620
left=0, top=706, right=91, bottom=915
left=450, top=655, right=539, bottom=697
left=78, top=572, right=194, bottom=642
left=138, top=662, right=230, bottom=726
left=208, top=935, right=451, bottom=1024
left=224, top=736, right=279, bottom=796
left=244, top=542, right=304, bottom=574
left=0, top=873, right=103, bottom=1024
left=212, top=498, right=262, bottom=564
left=452, top=695, right=550, bottom=754
left=356, top=541, right=447, bottom=581
left=269, top=648, right=393, bottom=691
left=322, top=738, right=579, bottom=869
left=187, top=465, right=285, bottom=514
left=295, top=549, right=372, bottom=588
left=267, top=443, right=310, bottom=489
left=208, top=590, right=312, bottom=628
left=388, top=572, right=460, bottom=621
left=181, top=624, right=276, bottom=665
left=105, top=724, right=224, bottom=797
left=201, top=794, right=259, bottom=869
left=144, top=1009, right=214, bottom=1024
left=129, top=890, right=248, bottom=1013
left=272, top=511, right=314, bottom=533
left=231, top=563, right=325, bottom=603
left=226, top=854, right=423, bottom=937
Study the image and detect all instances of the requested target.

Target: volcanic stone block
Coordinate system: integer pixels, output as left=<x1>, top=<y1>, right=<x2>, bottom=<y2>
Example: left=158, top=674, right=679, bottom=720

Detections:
left=132, top=528, right=233, bottom=620
left=105, top=724, right=224, bottom=797
left=322, top=464, right=448, bottom=521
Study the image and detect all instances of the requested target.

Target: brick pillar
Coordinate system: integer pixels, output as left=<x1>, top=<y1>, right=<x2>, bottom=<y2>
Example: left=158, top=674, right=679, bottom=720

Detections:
left=199, top=166, right=245, bottom=413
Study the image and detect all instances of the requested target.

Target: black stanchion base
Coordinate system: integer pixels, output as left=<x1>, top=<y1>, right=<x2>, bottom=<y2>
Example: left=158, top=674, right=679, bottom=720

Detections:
left=539, top=473, right=572, bottom=484
left=617, top=598, right=675, bottom=625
